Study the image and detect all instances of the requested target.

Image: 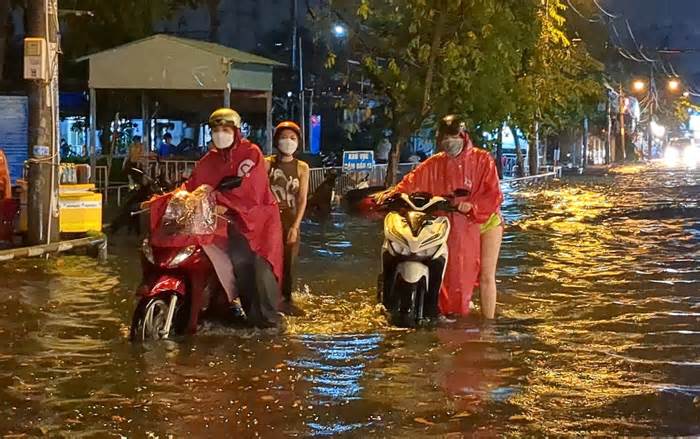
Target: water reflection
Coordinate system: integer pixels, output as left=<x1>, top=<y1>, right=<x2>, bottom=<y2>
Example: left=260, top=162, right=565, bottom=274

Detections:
left=0, top=164, right=698, bottom=436
left=290, top=334, right=381, bottom=435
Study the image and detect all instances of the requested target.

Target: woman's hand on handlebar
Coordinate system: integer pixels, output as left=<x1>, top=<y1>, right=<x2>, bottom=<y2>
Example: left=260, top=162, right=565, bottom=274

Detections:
left=456, top=201, right=473, bottom=214
left=374, top=190, right=393, bottom=205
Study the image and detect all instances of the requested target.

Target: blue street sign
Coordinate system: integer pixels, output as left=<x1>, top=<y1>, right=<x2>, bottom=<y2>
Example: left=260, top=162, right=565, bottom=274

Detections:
left=342, top=150, right=375, bottom=172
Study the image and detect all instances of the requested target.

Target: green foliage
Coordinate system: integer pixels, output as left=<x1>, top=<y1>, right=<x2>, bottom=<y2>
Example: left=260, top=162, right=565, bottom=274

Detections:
left=315, top=0, right=541, bottom=175
left=511, top=0, right=604, bottom=138
left=61, top=0, right=182, bottom=60
left=437, top=0, right=538, bottom=135
left=315, top=0, right=606, bottom=179
left=654, top=94, right=699, bottom=132
left=316, top=0, right=603, bottom=137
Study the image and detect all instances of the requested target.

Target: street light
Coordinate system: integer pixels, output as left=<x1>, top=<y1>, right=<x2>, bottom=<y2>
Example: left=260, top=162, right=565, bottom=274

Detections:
left=333, top=24, right=347, bottom=38
left=668, top=79, right=681, bottom=92
left=632, top=80, right=646, bottom=93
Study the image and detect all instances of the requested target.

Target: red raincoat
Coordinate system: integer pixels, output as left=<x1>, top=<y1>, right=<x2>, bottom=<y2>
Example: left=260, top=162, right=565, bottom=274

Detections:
left=0, top=149, right=10, bottom=199
left=392, top=136, right=502, bottom=315
left=151, top=139, right=284, bottom=284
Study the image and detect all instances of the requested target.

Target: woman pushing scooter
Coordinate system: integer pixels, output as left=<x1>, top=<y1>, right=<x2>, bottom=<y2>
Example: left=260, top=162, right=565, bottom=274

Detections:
left=383, top=114, right=503, bottom=321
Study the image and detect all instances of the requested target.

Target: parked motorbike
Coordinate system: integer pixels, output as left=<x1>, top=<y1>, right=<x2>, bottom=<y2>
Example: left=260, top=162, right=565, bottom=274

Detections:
left=172, top=138, right=202, bottom=159
left=377, top=190, right=467, bottom=327
left=343, top=185, right=386, bottom=216
left=108, top=168, right=170, bottom=235
left=306, top=169, right=338, bottom=224
left=130, top=176, right=251, bottom=342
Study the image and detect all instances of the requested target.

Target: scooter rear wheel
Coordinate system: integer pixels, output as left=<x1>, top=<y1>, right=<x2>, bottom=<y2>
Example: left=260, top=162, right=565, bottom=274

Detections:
left=130, top=293, right=185, bottom=342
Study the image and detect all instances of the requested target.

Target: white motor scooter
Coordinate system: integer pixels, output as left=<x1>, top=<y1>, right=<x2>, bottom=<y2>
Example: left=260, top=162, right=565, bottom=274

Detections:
left=378, top=191, right=466, bottom=327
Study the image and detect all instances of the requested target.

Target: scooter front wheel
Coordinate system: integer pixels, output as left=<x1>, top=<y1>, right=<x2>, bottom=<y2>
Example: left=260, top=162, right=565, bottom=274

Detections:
left=389, top=279, right=420, bottom=328
left=130, top=293, right=184, bottom=342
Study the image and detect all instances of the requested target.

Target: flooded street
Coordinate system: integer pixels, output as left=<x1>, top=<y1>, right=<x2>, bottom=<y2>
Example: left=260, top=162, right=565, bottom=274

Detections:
left=1, top=163, right=699, bottom=437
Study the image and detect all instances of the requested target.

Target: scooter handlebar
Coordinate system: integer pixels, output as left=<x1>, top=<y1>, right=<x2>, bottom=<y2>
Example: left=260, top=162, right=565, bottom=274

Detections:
left=217, top=176, right=243, bottom=191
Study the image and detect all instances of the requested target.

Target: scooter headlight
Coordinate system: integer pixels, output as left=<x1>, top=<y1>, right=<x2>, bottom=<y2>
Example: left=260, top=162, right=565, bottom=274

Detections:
left=168, top=246, right=197, bottom=268
left=390, top=240, right=411, bottom=256
left=141, top=239, right=155, bottom=264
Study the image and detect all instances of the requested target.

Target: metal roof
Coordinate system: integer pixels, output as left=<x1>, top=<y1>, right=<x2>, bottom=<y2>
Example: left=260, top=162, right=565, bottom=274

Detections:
left=77, top=34, right=285, bottom=67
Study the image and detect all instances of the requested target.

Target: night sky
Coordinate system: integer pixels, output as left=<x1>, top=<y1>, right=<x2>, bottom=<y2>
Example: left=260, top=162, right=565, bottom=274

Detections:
left=602, top=0, right=700, bottom=87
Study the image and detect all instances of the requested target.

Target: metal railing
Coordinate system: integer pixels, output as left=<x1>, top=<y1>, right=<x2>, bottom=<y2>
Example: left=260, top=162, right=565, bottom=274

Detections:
left=308, top=163, right=419, bottom=195
left=95, top=165, right=108, bottom=189
left=94, top=160, right=408, bottom=205
left=155, top=160, right=197, bottom=183
left=507, top=166, right=562, bottom=185
left=94, top=156, right=561, bottom=204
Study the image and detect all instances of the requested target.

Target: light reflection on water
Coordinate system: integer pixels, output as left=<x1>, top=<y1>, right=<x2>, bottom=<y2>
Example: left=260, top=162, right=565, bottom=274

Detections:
left=0, top=163, right=698, bottom=436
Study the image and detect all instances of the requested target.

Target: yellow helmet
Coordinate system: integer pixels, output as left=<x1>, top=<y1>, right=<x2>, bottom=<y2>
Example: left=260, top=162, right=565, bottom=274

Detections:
left=208, top=108, right=242, bottom=129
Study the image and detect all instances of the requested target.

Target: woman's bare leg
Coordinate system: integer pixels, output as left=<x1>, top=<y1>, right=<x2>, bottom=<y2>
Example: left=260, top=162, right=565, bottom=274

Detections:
left=479, top=225, right=503, bottom=319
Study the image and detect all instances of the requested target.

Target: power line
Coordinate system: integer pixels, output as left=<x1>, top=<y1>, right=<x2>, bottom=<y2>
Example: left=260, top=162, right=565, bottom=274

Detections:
left=625, top=19, right=656, bottom=63
left=609, top=22, right=649, bottom=64
left=565, top=0, right=601, bottom=23
left=592, top=0, right=619, bottom=19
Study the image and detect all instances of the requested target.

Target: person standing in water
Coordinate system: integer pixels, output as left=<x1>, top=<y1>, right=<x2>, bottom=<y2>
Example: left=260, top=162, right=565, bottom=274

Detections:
left=478, top=182, right=504, bottom=320
left=383, top=115, right=503, bottom=321
left=265, top=121, right=310, bottom=316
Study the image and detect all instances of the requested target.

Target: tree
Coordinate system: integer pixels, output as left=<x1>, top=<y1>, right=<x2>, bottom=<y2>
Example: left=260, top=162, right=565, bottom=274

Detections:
left=0, top=0, right=12, bottom=82
left=435, top=0, right=537, bottom=175
left=652, top=92, right=698, bottom=135
left=58, top=0, right=185, bottom=162
left=0, top=0, right=25, bottom=82
left=510, top=0, right=603, bottom=175
left=60, top=0, right=181, bottom=61
left=315, top=0, right=539, bottom=185
left=204, top=0, right=221, bottom=42
left=177, top=0, right=221, bottom=42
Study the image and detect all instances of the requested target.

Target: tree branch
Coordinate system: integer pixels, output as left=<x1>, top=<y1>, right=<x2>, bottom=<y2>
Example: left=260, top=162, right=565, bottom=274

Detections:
left=421, top=0, right=448, bottom=115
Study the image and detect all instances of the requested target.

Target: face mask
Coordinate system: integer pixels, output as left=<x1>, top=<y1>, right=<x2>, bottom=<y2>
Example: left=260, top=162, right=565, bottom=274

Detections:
left=212, top=131, right=234, bottom=150
left=278, top=138, right=298, bottom=156
left=441, top=138, right=464, bottom=157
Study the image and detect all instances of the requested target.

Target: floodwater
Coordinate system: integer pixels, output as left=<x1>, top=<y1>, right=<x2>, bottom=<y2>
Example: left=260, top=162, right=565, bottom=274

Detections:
left=1, top=163, right=699, bottom=437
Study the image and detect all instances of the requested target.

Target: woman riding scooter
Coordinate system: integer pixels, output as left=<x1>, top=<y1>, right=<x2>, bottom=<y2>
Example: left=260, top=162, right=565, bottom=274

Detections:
left=184, top=108, right=284, bottom=328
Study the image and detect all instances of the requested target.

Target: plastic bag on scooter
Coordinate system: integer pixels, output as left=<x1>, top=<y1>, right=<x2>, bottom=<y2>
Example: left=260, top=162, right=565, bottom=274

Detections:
left=160, top=186, right=217, bottom=236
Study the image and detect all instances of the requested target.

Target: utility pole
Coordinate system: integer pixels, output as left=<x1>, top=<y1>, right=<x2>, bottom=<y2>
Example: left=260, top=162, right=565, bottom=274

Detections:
left=647, top=67, right=655, bottom=160
left=582, top=116, right=589, bottom=169
left=299, top=36, right=306, bottom=152
left=532, top=120, right=539, bottom=175
left=605, top=92, right=612, bottom=164
left=618, top=83, right=626, bottom=162
left=291, top=0, right=298, bottom=69
left=26, top=0, right=60, bottom=245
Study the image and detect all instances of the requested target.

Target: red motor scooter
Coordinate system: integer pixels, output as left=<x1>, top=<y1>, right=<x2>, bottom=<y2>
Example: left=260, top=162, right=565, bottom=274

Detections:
left=130, top=176, right=245, bottom=342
